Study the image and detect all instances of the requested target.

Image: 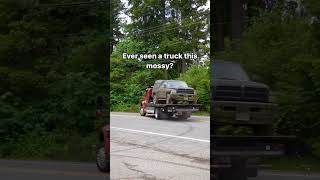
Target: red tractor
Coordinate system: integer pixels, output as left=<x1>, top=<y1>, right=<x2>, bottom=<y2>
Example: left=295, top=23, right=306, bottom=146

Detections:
left=95, top=96, right=110, bottom=172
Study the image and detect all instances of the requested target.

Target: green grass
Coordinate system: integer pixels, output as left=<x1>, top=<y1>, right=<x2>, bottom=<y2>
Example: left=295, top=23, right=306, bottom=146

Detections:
left=111, top=104, right=139, bottom=112
left=192, top=111, right=209, bottom=116
left=265, top=156, right=320, bottom=174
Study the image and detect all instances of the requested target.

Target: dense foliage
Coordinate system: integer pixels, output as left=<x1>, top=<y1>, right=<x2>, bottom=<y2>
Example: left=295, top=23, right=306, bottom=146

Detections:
left=110, top=0, right=210, bottom=112
left=0, top=0, right=117, bottom=160
left=215, top=1, right=320, bottom=158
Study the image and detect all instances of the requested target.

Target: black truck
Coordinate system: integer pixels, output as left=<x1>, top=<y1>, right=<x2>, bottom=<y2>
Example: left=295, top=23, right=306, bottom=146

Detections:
left=211, top=60, right=295, bottom=180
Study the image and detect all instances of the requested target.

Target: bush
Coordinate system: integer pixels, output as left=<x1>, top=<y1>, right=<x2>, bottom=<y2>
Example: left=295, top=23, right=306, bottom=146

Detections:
left=179, top=66, right=210, bottom=111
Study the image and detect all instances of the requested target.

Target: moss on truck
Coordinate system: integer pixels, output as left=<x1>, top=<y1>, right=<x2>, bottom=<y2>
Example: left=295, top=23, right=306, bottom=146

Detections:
left=152, top=80, right=198, bottom=105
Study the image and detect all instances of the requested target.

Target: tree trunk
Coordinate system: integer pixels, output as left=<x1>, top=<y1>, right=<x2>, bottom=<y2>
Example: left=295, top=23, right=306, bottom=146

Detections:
left=231, top=0, right=246, bottom=50
left=213, top=0, right=226, bottom=51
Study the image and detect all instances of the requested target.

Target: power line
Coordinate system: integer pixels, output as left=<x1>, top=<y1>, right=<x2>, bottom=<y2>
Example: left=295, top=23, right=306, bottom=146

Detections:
left=128, top=21, right=204, bottom=37
left=130, top=14, right=210, bottom=34
left=129, top=17, right=209, bottom=36
left=143, top=18, right=209, bottom=34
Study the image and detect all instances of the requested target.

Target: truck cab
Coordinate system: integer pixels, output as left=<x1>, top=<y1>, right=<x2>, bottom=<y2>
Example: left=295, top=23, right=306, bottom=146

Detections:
left=211, top=60, right=295, bottom=180
left=211, top=60, right=276, bottom=135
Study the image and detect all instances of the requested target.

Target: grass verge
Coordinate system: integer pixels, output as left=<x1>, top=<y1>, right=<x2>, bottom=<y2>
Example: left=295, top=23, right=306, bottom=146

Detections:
left=265, top=156, right=320, bottom=174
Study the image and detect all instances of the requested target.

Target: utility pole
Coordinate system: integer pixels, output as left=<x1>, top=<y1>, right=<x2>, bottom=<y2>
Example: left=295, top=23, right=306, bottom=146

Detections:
left=231, top=0, right=246, bottom=49
left=213, top=0, right=226, bottom=51
left=161, top=0, right=169, bottom=79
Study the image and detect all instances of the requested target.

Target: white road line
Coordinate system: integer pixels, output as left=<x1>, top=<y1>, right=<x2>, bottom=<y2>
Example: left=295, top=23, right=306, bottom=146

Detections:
left=111, top=114, right=139, bottom=117
left=111, top=113, right=210, bottom=120
left=111, top=126, right=210, bottom=143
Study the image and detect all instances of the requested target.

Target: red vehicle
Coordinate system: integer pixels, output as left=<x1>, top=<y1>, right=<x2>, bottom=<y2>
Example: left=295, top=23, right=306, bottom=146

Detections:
left=140, top=87, right=200, bottom=120
left=95, top=96, right=110, bottom=172
left=139, top=87, right=154, bottom=116
left=96, top=125, right=110, bottom=172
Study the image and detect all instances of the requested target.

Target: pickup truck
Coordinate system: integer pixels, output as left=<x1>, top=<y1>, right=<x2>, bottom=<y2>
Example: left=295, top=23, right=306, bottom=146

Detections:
left=140, top=80, right=201, bottom=120
left=212, top=60, right=276, bottom=135
left=211, top=60, right=295, bottom=180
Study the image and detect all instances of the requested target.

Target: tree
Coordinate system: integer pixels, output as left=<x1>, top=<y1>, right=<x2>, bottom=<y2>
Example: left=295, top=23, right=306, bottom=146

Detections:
left=0, top=0, right=123, bottom=159
left=125, top=0, right=209, bottom=74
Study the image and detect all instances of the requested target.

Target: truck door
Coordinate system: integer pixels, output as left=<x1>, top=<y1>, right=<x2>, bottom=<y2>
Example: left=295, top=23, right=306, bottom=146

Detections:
left=158, top=81, right=168, bottom=100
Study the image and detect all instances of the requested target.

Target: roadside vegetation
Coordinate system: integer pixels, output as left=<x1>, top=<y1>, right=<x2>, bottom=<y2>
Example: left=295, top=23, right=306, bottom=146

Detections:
left=216, top=1, right=320, bottom=165
left=266, top=156, right=320, bottom=174
left=0, top=0, right=122, bottom=161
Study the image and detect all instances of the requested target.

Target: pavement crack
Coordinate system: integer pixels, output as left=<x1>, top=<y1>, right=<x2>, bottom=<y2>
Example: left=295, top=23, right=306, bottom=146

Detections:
left=123, top=162, right=165, bottom=180
left=112, top=140, right=209, bottom=165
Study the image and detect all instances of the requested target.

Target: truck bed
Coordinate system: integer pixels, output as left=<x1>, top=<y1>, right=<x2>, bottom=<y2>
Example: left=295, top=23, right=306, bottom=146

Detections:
left=146, top=103, right=201, bottom=113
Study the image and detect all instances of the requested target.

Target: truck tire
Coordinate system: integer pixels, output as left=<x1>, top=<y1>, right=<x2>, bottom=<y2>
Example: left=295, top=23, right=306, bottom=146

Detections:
left=140, top=106, right=146, bottom=116
left=96, top=146, right=109, bottom=172
left=154, top=108, right=161, bottom=119
left=154, top=108, right=167, bottom=120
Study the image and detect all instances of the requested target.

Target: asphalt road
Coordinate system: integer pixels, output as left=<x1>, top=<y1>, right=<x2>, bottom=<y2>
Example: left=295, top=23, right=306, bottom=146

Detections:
left=0, top=112, right=319, bottom=180
left=110, top=112, right=211, bottom=180
left=1, top=159, right=319, bottom=180
left=110, top=112, right=320, bottom=180
left=0, top=159, right=109, bottom=180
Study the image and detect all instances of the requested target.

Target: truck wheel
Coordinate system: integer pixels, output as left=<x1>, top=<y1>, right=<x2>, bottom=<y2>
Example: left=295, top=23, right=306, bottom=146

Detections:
left=96, top=146, right=109, bottom=172
left=154, top=108, right=167, bottom=120
left=154, top=108, right=161, bottom=120
left=140, top=107, right=146, bottom=116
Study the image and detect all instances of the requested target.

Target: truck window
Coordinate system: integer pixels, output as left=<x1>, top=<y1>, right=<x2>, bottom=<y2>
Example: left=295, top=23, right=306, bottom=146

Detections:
left=212, top=61, right=250, bottom=81
left=166, top=81, right=188, bottom=88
